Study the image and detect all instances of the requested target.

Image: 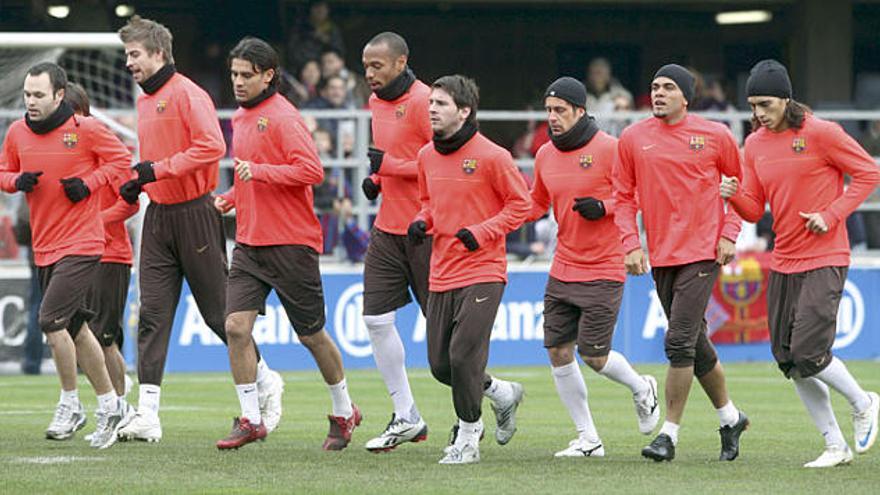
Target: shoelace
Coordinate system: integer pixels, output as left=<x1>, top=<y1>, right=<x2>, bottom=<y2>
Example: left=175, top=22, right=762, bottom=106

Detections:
left=51, top=403, right=74, bottom=426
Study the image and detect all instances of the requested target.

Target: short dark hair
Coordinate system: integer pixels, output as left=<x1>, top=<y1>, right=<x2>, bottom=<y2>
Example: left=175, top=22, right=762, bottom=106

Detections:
left=366, top=32, right=409, bottom=58
left=64, top=82, right=90, bottom=116
left=229, top=36, right=280, bottom=88
left=320, top=47, right=343, bottom=59
left=750, top=99, right=811, bottom=132
left=27, top=62, right=68, bottom=94
left=318, top=74, right=345, bottom=92
left=431, top=75, right=479, bottom=124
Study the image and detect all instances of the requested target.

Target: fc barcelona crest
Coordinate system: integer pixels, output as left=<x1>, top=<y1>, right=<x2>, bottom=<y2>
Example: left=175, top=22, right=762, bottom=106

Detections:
left=689, top=135, right=705, bottom=152
left=579, top=154, right=593, bottom=169
left=462, top=159, right=478, bottom=174
left=62, top=132, right=78, bottom=149
left=792, top=137, right=806, bottom=153
left=156, top=100, right=168, bottom=113
left=257, top=116, right=269, bottom=132
left=395, top=104, right=406, bottom=119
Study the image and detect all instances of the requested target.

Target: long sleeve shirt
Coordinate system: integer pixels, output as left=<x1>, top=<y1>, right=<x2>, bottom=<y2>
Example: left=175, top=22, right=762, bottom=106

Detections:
left=137, top=73, right=225, bottom=205
left=613, top=114, right=743, bottom=267
left=99, top=169, right=138, bottom=265
left=415, top=132, right=531, bottom=291
left=731, top=114, right=880, bottom=273
left=0, top=115, right=132, bottom=266
left=528, top=131, right=625, bottom=282
left=369, top=80, right=433, bottom=234
left=219, top=93, right=323, bottom=252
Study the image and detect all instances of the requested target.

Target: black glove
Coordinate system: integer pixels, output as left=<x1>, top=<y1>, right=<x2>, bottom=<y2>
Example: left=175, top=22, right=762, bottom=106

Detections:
left=455, top=228, right=479, bottom=251
left=361, top=177, right=381, bottom=200
left=133, top=160, right=156, bottom=185
left=60, top=177, right=91, bottom=203
left=572, top=196, right=606, bottom=220
left=15, top=171, right=43, bottom=192
left=119, top=180, right=142, bottom=205
left=408, top=220, right=427, bottom=245
left=368, top=147, right=385, bottom=175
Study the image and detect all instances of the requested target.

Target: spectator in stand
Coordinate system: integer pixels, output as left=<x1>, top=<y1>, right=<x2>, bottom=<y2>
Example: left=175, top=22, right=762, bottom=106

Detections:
left=584, top=57, right=633, bottom=136
left=693, top=75, right=735, bottom=112
left=858, top=120, right=880, bottom=157
left=321, top=48, right=371, bottom=108
left=286, top=1, right=345, bottom=71
left=336, top=197, right=370, bottom=263
left=303, top=75, right=356, bottom=154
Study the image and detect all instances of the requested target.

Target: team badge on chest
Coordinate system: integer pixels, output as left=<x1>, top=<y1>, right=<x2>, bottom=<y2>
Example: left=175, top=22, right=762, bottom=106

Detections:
left=792, top=137, right=806, bottom=153
left=257, top=116, right=269, bottom=132
left=62, top=132, right=78, bottom=149
left=462, top=159, right=478, bottom=174
left=689, top=135, right=705, bottom=151
left=579, top=154, right=593, bottom=169
left=396, top=104, right=406, bottom=119
left=156, top=100, right=168, bottom=113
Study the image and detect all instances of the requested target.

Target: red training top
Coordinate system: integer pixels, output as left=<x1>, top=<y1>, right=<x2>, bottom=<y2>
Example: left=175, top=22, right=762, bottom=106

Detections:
left=415, top=132, right=531, bottom=291
left=137, top=73, right=225, bottom=205
left=99, top=169, right=138, bottom=265
left=731, top=114, right=880, bottom=273
left=528, top=131, right=625, bottom=282
left=369, top=80, right=433, bottom=235
left=220, top=93, right=323, bottom=252
left=0, top=115, right=131, bottom=266
left=614, top=114, right=743, bottom=267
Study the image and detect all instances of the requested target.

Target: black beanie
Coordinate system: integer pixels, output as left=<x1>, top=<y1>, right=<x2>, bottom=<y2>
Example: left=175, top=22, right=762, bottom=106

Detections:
left=545, top=77, right=587, bottom=109
left=746, top=59, right=792, bottom=99
left=653, top=64, right=695, bottom=103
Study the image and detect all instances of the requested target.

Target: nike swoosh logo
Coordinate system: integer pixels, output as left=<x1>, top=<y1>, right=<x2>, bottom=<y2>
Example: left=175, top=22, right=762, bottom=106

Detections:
left=697, top=272, right=710, bottom=277
left=196, top=245, right=209, bottom=253
left=475, top=297, right=489, bottom=303
left=642, top=144, right=656, bottom=150
left=592, top=344, right=606, bottom=350
left=54, top=318, right=65, bottom=325
left=578, top=443, right=603, bottom=456
left=859, top=425, right=873, bottom=448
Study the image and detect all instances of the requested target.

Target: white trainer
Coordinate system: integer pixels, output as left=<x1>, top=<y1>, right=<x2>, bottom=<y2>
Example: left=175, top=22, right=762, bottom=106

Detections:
left=90, top=401, right=124, bottom=449
left=490, top=381, right=524, bottom=445
left=45, top=400, right=86, bottom=440
left=365, top=414, right=428, bottom=452
left=258, top=370, right=284, bottom=433
left=803, top=445, right=854, bottom=468
left=853, top=391, right=879, bottom=454
left=117, top=410, right=162, bottom=442
left=554, top=437, right=605, bottom=457
left=439, top=441, right=480, bottom=464
left=634, top=375, right=660, bottom=435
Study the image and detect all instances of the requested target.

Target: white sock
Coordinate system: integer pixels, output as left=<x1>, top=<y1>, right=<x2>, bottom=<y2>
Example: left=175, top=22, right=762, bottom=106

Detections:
left=483, top=376, right=511, bottom=404
left=717, top=400, right=739, bottom=427
left=815, top=357, right=871, bottom=412
left=364, top=311, right=417, bottom=420
left=659, top=421, right=680, bottom=445
left=138, top=384, right=161, bottom=415
left=551, top=362, right=599, bottom=441
left=328, top=378, right=353, bottom=418
left=60, top=388, right=79, bottom=405
left=794, top=376, right=848, bottom=449
left=598, top=351, right=650, bottom=395
left=96, top=391, right=118, bottom=413
left=235, top=383, right=261, bottom=424
left=457, top=418, right=483, bottom=444
left=256, top=358, right=270, bottom=386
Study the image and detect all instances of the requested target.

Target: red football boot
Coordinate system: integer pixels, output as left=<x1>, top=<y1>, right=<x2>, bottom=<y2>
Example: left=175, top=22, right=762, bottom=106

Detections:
left=322, top=404, right=362, bottom=451
left=216, top=417, right=267, bottom=450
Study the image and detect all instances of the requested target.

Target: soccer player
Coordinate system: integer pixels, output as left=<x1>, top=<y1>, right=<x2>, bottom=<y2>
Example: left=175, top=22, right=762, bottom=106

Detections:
left=721, top=60, right=880, bottom=468
left=526, top=77, right=659, bottom=457
left=614, top=64, right=749, bottom=462
left=0, top=62, right=130, bottom=448
left=64, top=83, right=137, bottom=435
left=409, top=75, right=530, bottom=464
left=115, top=16, right=283, bottom=443
left=360, top=31, right=432, bottom=451
left=213, top=37, right=359, bottom=451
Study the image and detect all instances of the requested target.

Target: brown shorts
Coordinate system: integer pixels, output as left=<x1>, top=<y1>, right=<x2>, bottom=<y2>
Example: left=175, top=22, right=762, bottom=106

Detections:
left=86, top=262, right=131, bottom=347
left=363, top=228, right=431, bottom=316
left=543, top=276, right=623, bottom=357
left=767, top=267, right=847, bottom=379
left=37, top=255, right=100, bottom=336
left=426, top=282, right=505, bottom=422
left=651, top=259, right=719, bottom=377
left=226, top=243, right=325, bottom=336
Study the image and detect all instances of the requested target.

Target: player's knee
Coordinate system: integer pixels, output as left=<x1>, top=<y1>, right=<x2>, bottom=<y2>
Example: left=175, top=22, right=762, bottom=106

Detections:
left=547, top=346, right=574, bottom=367
left=298, top=330, right=328, bottom=351
left=581, top=354, right=608, bottom=372
left=664, top=344, right=695, bottom=368
left=224, top=314, right=252, bottom=342
left=429, top=361, right=452, bottom=385
left=363, top=311, right=395, bottom=335
left=693, top=356, right=718, bottom=378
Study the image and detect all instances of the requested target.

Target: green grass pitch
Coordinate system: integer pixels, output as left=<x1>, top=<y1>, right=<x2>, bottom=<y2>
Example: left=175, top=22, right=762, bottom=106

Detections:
left=1, top=361, right=878, bottom=494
